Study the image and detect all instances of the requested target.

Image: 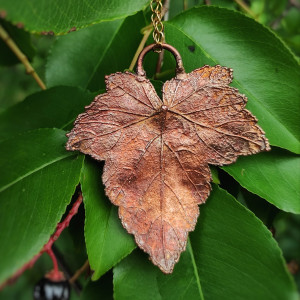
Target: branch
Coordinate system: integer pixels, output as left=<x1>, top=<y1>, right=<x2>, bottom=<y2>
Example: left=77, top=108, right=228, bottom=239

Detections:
left=69, top=260, right=90, bottom=284
left=44, top=193, right=83, bottom=246
left=184, top=0, right=188, bottom=10
left=129, top=28, right=152, bottom=71
left=45, top=248, right=64, bottom=281
left=0, top=25, right=46, bottom=90
left=0, top=193, right=83, bottom=290
left=234, top=0, right=257, bottom=19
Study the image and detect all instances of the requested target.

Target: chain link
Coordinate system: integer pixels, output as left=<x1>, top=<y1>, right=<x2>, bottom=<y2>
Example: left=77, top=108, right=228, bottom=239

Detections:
left=150, top=0, right=164, bottom=48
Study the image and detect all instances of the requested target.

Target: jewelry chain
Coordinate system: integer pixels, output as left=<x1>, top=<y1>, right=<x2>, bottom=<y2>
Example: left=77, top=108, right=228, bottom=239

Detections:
left=150, top=0, right=164, bottom=46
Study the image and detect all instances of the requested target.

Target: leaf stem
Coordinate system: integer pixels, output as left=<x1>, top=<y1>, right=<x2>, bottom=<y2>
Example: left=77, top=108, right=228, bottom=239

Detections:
left=0, top=193, right=83, bottom=290
left=183, top=0, right=188, bottom=10
left=46, top=248, right=64, bottom=281
left=234, top=0, right=257, bottom=19
left=187, top=239, right=205, bottom=300
left=0, top=25, right=46, bottom=90
left=69, top=260, right=90, bottom=284
left=52, top=245, right=82, bottom=294
left=129, top=28, right=152, bottom=71
left=155, top=68, right=174, bottom=79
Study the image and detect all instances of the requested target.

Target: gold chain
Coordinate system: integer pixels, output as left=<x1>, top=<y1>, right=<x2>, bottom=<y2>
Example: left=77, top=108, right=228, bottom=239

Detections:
left=150, top=0, right=164, bottom=46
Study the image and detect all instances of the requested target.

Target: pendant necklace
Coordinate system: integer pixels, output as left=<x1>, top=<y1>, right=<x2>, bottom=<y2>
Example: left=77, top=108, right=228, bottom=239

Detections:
left=66, top=0, right=270, bottom=273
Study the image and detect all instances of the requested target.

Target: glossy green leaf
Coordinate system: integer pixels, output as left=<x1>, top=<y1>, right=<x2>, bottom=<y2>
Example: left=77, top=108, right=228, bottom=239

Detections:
left=0, top=128, right=84, bottom=284
left=209, top=0, right=237, bottom=9
left=0, top=128, right=73, bottom=191
left=113, top=186, right=297, bottom=300
left=0, top=86, right=94, bottom=141
left=81, top=158, right=136, bottom=281
left=0, top=0, right=148, bottom=35
left=168, top=0, right=236, bottom=20
left=222, top=148, right=300, bottom=213
left=0, top=255, right=53, bottom=300
left=46, top=13, right=146, bottom=92
left=189, top=186, right=297, bottom=299
left=0, top=19, right=35, bottom=66
left=113, top=250, right=162, bottom=300
left=165, top=6, right=300, bottom=153
left=156, top=240, right=204, bottom=300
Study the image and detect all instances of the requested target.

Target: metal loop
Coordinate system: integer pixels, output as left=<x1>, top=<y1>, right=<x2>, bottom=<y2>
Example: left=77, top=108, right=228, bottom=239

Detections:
left=136, top=43, right=185, bottom=77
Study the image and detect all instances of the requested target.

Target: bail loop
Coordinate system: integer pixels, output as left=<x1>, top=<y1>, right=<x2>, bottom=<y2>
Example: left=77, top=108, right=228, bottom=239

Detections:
left=136, top=43, right=185, bottom=77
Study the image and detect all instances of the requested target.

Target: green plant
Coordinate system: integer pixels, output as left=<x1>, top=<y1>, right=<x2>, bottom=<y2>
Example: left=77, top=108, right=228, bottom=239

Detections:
left=0, top=0, right=299, bottom=299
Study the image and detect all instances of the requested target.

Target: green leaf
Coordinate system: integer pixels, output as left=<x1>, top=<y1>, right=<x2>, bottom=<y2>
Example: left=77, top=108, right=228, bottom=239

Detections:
left=0, top=128, right=72, bottom=191
left=46, top=13, right=146, bottom=92
left=155, top=240, right=205, bottom=300
left=210, top=166, right=220, bottom=184
left=168, top=0, right=237, bottom=20
left=0, top=128, right=84, bottom=284
left=113, top=250, right=162, bottom=300
left=0, top=19, right=35, bottom=66
left=0, top=86, right=95, bottom=141
left=0, top=0, right=149, bottom=35
left=222, top=148, right=300, bottom=213
left=190, top=186, right=297, bottom=299
left=0, top=255, right=53, bottom=300
left=165, top=6, right=300, bottom=154
left=113, top=186, right=297, bottom=300
left=81, top=158, right=136, bottom=281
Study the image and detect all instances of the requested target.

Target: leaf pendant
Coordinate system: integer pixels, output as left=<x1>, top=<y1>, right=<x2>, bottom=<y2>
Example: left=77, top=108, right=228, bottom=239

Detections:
left=66, top=43, right=270, bottom=273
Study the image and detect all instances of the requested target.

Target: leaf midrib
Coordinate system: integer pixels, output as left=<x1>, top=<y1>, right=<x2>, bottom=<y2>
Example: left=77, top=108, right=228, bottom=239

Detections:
left=166, top=22, right=300, bottom=150
left=188, top=238, right=205, bottom=300
left=0, top=153, right=74, bottom=193
left=84, top=19, right=125, bottom=89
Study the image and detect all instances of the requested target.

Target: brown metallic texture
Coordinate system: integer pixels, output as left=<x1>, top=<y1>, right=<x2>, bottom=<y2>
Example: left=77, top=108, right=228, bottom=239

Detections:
left=66, top=44, right=270, bottom=273
left=137, top=43, right=185, bottom=77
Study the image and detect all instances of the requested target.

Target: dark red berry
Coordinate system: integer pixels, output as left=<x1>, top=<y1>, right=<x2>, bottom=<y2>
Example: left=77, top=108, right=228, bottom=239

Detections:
left=33, top=277, right=70, bottom=300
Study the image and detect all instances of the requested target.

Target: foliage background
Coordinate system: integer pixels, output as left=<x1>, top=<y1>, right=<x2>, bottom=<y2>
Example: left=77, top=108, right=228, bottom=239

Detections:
left=0, top=0, right=299, bottom=299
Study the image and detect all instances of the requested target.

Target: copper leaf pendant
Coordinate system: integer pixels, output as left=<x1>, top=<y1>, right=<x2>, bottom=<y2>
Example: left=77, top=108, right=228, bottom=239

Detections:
left=66, top=44, right=270, bottom=273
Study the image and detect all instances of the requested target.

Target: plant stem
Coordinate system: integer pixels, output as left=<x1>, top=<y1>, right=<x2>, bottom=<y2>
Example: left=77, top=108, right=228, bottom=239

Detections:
left=183, top=0, right=188, bottom=10
left=52, top=245, right=82, bottom=294
left=234, top=0, right=257, bottom=19
left=46, top=193, right=83, bottom=243
left=69, top=260, right=90, bottom=284
left=129, top=28, right=152, bottom=71
left=154, top=49, right=165, bottom=78
left=47, top=249, right=59, bottom=275
left=46, top=248, right=64, bottom=281
left=0, top=25, right=46, bottom=90
left=154, top=68, right=174, bottom=79
left=0, top=193, right=83, bottom=290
